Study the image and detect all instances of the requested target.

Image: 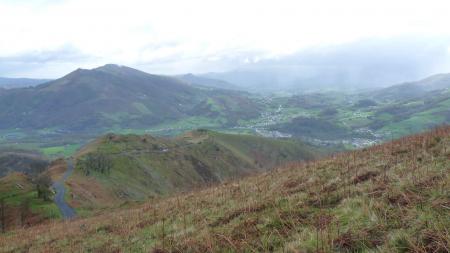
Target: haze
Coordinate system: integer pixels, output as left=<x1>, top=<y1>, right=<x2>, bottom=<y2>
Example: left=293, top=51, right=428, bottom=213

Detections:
left=0, top=0, right=449, bottom=80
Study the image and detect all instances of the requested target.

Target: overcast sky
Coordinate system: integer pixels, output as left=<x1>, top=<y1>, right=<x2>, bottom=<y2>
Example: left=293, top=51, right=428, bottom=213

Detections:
left=1, top=0, right=450, bottom=78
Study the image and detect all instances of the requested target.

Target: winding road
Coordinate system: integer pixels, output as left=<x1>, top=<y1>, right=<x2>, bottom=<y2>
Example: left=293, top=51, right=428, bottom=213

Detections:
left=52, top=159, right=76, bottom=219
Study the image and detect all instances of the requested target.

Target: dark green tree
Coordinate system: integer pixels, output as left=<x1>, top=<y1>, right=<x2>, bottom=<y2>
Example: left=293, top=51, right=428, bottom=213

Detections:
left=0, top=198, right=5, bottom=233
left=80, top=153, right=113, bottom=175
left=36, top=174, right=52, bottom=201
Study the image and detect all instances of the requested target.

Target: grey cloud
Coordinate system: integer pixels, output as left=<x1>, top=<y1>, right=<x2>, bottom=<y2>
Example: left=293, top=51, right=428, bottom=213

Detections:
left=0, top=46, right=93, bottom=64
left=0, top=46, right=97, bottom=78
left=280, top=36, right=450, bottom=80
left=203, top=36, right=450, bottom=92
left=134, top=44, right=267, bottom=74
left=2, top=35, right=450, bottom=85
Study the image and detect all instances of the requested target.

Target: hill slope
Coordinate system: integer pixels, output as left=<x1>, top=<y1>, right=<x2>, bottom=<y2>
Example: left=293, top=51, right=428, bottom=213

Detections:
left=368, top=88, right=450, bottom=137
left=371, top=73, right=450, bottom=102
left=66, top=130, right=318, bottom=212
left=1, top=127, right=448, bottom=252
left=0, top=172, right=60, bottom=232
left=0, top=64, right=260, bottom=131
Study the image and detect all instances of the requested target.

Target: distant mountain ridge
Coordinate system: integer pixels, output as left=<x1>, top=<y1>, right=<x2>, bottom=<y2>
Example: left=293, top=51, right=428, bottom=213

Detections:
left=175, top=73, right=241, bottom=90
left=370, top=73, right=450, bottom=101
left=0, top=64, right=261, bottom=131
left=0, top=77, right=51, bottom=89
left=410, top=73, right=450, bottom=91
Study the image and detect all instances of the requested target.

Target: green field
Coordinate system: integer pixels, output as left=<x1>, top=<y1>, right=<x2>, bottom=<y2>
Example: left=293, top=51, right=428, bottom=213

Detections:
left=1, top=88, right=449, bottom=156
left=42, top=144, right=81, bottom=157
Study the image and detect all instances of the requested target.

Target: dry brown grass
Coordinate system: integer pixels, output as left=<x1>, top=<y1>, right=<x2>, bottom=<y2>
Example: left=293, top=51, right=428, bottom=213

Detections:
left=1, top=127, right=449, bottom=252
left=45, top=159, right=67, bottom=182
left=66, top=172, right=122, bottom=211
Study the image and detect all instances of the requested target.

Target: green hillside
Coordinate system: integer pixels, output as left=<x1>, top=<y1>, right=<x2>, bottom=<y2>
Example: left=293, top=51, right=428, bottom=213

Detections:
left=369, top=89, right=450, bottom=137
left=0, top=173, right=60, bottom=232
left=66, top=130, right=318, bottom=214
left=0, top=65, right=260, bottom=132
left=1, top=127, right=448, bottom=252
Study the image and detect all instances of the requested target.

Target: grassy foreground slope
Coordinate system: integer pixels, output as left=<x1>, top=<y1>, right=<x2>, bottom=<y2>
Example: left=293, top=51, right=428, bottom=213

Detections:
left=1, top=127, right=449, bottom=252
left=67, top=130, right=318, bottom=213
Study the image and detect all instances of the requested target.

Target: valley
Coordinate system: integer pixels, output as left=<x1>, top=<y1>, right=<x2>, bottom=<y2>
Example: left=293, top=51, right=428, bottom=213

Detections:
left=1, top=66, right=449, bottom=159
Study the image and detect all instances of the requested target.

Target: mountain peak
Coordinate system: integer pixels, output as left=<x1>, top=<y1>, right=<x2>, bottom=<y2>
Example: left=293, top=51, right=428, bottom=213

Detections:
left=93, top=64, right=129, bottom=74
left=61, top=64, right=136, bottom=79
left=95, top=64, right=124, bottom=71
left=92, top=64, right=152, bottom=78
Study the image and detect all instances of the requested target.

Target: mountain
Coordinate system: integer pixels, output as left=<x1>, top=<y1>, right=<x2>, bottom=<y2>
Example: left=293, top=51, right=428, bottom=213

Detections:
left=0, top=77, right=51, bottom=89
left=202, top=66, right=390, bottom=93
left=67, top=129, right=319, bottom=212
left=2, top=127, right=448, bottom=252
left=413, top=73, right=450, bottom=91
left=371, top=73, right=450, bottom=101
left=0, top=64, right=261, bottom=131
left=203, top=68, right=301, bottom=93
left=175, top=73, right=241, bottom=90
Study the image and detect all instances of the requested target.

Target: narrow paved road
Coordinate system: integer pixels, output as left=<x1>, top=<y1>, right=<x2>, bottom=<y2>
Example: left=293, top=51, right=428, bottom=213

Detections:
left=52, top=159, right=76, bottom=219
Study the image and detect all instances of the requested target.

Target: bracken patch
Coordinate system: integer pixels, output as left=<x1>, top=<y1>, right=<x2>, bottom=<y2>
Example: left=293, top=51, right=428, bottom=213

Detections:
left=353, top=171, right=379, bottom=184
